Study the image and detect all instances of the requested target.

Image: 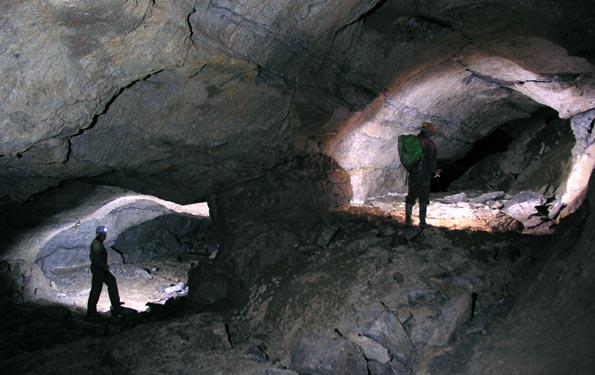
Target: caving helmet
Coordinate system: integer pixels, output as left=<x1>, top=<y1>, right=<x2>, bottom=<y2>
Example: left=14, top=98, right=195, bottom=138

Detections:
left=421, top=121, right=436, bottom=136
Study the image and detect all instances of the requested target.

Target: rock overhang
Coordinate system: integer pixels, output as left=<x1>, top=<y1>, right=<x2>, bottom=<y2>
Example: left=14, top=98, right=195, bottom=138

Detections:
left=0, top=0, right=593, bottom=208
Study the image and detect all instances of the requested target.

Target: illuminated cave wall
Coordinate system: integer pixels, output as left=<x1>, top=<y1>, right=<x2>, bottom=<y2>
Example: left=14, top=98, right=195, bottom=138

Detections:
left=1, top=0, right=594, bottom=205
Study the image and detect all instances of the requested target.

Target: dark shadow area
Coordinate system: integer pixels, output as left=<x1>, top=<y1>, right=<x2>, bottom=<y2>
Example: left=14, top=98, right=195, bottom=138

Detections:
left=432, top=107, right=571, bottom=195
left=0, top=182, right=99, bottom=258
left=426, top=170, right=594, bottom=374
left=2, top=198, right=589, bottom=375
left=432, top=128, right=514, bottom=192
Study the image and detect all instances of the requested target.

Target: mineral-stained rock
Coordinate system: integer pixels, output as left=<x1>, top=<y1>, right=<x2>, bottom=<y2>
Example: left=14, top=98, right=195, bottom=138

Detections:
left=290, top=335, right=368, bottom=375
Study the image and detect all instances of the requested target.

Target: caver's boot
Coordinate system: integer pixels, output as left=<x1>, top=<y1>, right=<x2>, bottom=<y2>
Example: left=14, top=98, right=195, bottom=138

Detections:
left=419, top=204, right=428, bottom=227
left=405, top=203, right=413, bottom=226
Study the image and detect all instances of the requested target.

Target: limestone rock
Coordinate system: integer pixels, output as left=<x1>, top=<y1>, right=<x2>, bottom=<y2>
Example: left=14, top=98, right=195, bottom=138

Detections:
left=187, top=266, right=231, bottom=305
left=244, top=343, right=269, bottom=363
left=355, top=303, right=414, bottom=364
left=290, top=335, right=368, bottom=375
left=266, top=369, right=299, bottom=375
left=410, top=292, right=473, bottom=347
left=502, top=191, right=545, bottom=222
left=468, top=192, right=506, bottom=204
left=368, top=359, right=413, bottom=375
left=347, top=332, right=391, bottom=364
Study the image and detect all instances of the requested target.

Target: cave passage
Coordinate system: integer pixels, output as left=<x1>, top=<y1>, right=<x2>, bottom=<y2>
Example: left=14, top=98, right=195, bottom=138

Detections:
left=432, top=128, right=514, bottom=192
left=1, top=0, right=595, bottom=373
left=39, top=212, right=216, bottom=313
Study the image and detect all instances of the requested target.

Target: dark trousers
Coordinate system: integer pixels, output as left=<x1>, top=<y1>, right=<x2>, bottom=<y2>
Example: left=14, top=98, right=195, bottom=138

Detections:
left=87, top=265, right=121, bottom=313
left=406, top=174, right=431, bottom=206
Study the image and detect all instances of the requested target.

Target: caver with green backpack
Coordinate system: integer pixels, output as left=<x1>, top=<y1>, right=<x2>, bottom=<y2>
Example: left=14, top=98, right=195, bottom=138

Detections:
left=398, top=122, right=439, bottom=227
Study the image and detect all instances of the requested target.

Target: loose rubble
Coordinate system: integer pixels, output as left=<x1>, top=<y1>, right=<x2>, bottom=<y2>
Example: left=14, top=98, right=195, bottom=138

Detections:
left=0, top=208, right=552, bottom=375
left=367, top=190, right=564, bottom=234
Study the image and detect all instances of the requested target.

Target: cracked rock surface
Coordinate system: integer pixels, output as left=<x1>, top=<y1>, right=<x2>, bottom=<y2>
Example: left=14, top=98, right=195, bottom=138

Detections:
left=1, top=0, right=594, bottom=205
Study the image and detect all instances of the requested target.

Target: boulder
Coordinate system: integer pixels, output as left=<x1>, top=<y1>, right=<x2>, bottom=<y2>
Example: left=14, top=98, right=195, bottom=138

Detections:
left=290, top=335, right=368, bottom=375
left=410, top=293, right=472, bottom=347
left=355, top=303, right=414, bottom=364
left=347, top=332, right=391, bottom=364
left=502, top=191, right=546, bottom=222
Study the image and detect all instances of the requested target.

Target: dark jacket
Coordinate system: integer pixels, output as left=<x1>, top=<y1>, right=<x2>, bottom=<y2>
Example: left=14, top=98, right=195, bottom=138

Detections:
left=410, top=133, right=437, bottom=183
left=419, top=134, right=437, bottom=175
left=90, top=238, right=108, bottom=270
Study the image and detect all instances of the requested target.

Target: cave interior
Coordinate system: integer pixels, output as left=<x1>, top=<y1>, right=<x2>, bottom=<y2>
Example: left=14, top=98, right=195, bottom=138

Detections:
left=1, top=0, right=595, bottom=374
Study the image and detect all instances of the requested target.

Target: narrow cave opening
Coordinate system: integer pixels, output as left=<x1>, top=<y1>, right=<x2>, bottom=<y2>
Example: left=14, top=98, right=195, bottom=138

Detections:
left=431, top=128, right=514, bottom=192
left=0, top=183, right=214, bottom=315
left=35, top=211, right=216, bottom=313
left=432, top=108, right=572, bottom=196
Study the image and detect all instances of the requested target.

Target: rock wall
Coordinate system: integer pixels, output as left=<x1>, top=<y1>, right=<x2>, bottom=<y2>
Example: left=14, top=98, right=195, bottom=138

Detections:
left=0, top=183, right=208, bottom=304
left=188, top=153, right=352, bottom=305
left=465, top=167, right=595, bottom=374
left=1, top=0, right=594, bottom=207
left=450, top=111, right=575, bottom=194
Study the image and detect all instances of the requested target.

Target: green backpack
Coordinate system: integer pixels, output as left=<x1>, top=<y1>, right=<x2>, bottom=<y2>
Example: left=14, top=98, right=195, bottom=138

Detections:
left=398, top=134, right=423, bottom=172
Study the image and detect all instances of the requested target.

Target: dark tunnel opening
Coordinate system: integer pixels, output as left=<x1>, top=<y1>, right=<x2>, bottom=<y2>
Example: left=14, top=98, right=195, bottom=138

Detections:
left=432, top=128, right=515, bottom=192
left=431, top=108, right=569, bottom=194
left=34, top=212, right=215, bottom=314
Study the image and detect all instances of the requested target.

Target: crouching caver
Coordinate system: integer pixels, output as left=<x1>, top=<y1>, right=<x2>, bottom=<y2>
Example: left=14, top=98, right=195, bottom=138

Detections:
left=87, top=225, right=124, bottom=316
left=406, top=122, right=439, bottom=227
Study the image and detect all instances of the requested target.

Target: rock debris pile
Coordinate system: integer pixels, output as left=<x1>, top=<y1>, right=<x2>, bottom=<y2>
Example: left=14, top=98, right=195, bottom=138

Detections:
left=367, top=189, right=565, bottom=234
left=3, top=210, right=536, bottom=374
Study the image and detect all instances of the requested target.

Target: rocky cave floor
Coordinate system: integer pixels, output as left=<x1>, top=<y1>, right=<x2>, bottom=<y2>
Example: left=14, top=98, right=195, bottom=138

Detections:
left=0, top=200, right=552, bottom=375
left=48, top=256, right=194, bottom=314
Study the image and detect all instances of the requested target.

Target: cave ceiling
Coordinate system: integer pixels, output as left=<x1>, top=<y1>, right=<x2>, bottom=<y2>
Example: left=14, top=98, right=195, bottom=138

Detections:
left=0, top=0, right=594, bottom=203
